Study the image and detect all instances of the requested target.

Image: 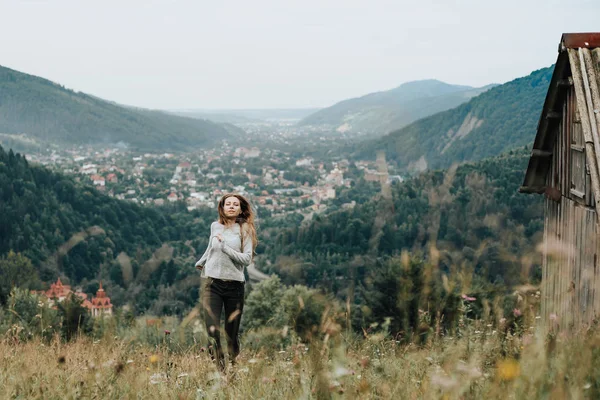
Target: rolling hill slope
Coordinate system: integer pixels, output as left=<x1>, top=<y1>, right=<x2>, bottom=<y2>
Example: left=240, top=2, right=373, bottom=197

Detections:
left=299, top=79, right=494, bottom=135
left=0, top=65, right=239, bottom=151
left=356, top=67, right=553, bottom=171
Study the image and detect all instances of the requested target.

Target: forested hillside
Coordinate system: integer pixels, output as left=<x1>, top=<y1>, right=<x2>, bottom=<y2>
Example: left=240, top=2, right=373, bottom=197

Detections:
left=299, top=79, right=493, bottom=135
left=0, top=145, right=215, bottom=314
left=355, top=67, right=553, bottom=171
left=259, top=148, right=543, bottom=327
left=0, top=143, right=544, bottom=334
left=0, top=65, right=239, bottom=151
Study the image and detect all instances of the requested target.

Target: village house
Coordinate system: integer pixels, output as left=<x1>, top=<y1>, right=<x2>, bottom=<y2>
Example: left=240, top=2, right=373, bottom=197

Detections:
left=243, top=147, right=261, bottom=158
left=106, top=173, right=118, bottom=183
left=36, top=278, right=113, bottom=317
left=90, top=174, right=105, bottom=186
left=521, top=33, right=600, bottom=328
left=81, top=164, right=97, bottom=175
left=296, top=157, right=313, bottom=167
left=176, top=162, right=192, bottom=173
left=167, top=192, right=178, bottom=202
left=190, top=191, right=209, bottom=201
left=90, top=282, right=113, bottom=317
left=325, top=167, right=344, bottom=186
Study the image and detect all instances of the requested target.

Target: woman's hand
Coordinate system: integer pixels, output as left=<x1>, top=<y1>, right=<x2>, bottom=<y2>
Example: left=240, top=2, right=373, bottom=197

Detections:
left=216, top=233, right=224, bottom=242
left=195, top=264, right=203, bottom=270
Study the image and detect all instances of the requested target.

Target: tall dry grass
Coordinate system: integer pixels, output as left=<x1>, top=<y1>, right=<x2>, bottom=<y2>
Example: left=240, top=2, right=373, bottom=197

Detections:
left=1, top=314, right=599, bottom=399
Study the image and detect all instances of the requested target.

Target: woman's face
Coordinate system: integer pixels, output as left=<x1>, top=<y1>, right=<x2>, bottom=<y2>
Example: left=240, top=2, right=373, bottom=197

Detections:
left=223, top=196, right=242, bottom=218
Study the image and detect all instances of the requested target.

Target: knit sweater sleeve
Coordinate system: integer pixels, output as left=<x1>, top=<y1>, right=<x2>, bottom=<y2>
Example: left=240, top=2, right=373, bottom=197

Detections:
left=221, top=225, right=253, bottom=267
left=195, top=222, right=215, bottom=268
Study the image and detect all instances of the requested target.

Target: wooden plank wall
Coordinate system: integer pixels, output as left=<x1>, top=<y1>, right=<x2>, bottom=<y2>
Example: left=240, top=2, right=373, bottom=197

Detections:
left=542, top=85, right=599, bottom=329
left=543, top=198, right=597, bottom=327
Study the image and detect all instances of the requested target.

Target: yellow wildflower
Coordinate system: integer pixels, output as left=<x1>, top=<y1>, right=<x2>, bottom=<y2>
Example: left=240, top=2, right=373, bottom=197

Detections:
left=497, top=359, right=520, bottom=381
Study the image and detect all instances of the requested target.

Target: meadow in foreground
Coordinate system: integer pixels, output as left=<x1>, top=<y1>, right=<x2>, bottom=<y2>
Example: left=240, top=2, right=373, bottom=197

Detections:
left=2, top=314, right=600, bottom=400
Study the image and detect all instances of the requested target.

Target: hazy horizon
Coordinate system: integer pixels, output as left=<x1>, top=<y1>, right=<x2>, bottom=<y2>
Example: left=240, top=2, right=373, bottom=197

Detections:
left=1, top=0, right=598, bottom=109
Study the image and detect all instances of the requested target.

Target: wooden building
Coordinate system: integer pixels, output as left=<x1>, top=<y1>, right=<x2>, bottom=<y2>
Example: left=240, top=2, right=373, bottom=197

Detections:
left=521, top=33, right=600, bottom=328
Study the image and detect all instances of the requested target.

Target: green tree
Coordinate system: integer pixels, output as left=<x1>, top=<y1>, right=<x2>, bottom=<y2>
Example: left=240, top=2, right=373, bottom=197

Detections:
left=244, top=276, right=285, bottom=330
left=0, top=251, right=39, bottom=304
left=56, top=293, right=92, bottom=341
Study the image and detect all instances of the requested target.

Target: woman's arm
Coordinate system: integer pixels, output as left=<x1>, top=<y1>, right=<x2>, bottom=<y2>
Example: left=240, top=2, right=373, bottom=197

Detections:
left=195, top=222, right=215, bottom=269
left=221, top=225, right=253, bottom=267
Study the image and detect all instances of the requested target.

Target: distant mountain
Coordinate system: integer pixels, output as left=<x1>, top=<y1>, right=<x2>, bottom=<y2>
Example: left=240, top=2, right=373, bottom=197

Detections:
left=0, top=65, right=240, bottom=151
left=355, top=67, right=553, bottom=171
left=299, top=80, right=495, bottom=134
left=171, top=108, right=321, bottom=123
left=168, top=110, right=260, bottom=124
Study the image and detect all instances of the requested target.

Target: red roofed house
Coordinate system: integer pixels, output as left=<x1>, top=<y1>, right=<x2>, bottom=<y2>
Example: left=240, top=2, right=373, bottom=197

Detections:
left=90, top=282, right=113, bottom=317
left=38, top=278, right=112, bottom=317
left=44, top=278, right=72, bottom=302
left=167, top=192, right=178, bottom=202
left=91, top=175, right=105, bottom=186
left=107, top=173, right=118, bottom=183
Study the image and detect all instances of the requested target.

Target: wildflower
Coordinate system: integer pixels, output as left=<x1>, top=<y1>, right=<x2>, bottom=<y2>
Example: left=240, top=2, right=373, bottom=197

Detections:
left=150, top=372, right=167, bottom=385
left=359, top=357, right=370, bottom=368
left=164, top=330, right=171, bottom=335
left=461, top=294, right=476, bottom=301
left=497, top=359, right=520, bottom=381
left=149, top=354, right=159, bottom=363
left=513, top=309, right=522, bottom=317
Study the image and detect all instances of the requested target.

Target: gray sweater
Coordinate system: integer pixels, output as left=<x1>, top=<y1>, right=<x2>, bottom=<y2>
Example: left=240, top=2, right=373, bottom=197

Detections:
left=195, top=221, right=252, bottom=282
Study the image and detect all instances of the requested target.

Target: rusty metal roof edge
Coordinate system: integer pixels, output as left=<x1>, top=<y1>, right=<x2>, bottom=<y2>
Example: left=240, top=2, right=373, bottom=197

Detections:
left=561, top=33, right=600, bottom=51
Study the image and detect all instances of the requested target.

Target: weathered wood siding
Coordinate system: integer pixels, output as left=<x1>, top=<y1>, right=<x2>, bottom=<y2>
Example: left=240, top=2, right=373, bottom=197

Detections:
left=542, top=85, right=599, bottom=327
left=543, top=197, right=597, bottom=327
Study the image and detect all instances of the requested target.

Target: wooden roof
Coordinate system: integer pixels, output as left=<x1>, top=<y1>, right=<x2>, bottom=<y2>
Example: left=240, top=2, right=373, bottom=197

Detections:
left=520, top=33, right=600, bottom=202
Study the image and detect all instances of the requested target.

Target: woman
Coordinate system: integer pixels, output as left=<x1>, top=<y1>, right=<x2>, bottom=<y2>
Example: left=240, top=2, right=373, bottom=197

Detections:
left=195, top=193, right=257, bottom=371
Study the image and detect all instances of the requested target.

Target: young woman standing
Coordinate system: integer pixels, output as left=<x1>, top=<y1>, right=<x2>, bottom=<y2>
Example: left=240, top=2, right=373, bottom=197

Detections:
left=195, top=193, right=257, bottom=371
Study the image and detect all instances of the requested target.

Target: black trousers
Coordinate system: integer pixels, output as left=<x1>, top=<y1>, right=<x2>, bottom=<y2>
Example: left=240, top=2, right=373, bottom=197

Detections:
left=201, top=277, right=245, bottom=370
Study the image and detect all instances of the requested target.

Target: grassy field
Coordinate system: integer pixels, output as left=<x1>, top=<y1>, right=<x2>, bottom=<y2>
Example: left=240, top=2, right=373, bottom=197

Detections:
left=2, top=318, right=599, bottom=399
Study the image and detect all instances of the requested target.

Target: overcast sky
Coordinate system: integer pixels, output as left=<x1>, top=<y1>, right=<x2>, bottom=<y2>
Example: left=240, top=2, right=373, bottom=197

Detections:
left=1, top=0, right=599, bottom=109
